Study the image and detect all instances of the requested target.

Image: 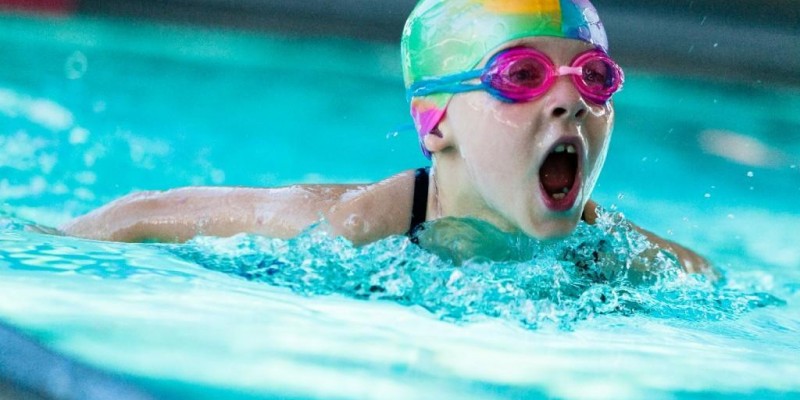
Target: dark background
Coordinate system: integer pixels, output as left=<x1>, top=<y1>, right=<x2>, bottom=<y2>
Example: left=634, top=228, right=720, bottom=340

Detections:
left=1, top=0, right=799, bottom=86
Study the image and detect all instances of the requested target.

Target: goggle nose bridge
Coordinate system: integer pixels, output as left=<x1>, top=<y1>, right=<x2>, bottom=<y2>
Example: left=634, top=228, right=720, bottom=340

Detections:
left=555, top=65, right=583, bottom=77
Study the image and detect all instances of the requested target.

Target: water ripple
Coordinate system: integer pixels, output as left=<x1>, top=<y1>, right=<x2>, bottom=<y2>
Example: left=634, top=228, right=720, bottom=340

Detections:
left=169, top=209, right=785, bottom=330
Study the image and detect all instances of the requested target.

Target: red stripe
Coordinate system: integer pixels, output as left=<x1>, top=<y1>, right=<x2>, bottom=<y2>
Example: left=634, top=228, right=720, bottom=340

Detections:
left=0, top=0, right=77, bottom=14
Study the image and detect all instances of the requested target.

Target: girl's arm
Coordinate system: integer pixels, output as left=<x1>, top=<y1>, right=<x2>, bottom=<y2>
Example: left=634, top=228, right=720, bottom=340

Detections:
left=62, top=172, right=417, bottom=244
left=583, top=200, right=718, bottom=278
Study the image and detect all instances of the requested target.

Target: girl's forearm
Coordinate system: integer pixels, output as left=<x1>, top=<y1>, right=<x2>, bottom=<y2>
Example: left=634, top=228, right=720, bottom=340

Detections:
left=61, top=185, right=375, bottom=243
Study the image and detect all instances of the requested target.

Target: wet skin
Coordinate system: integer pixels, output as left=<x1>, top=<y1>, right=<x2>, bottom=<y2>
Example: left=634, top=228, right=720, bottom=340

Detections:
left=424, top=37, right=612, bottom=240
left=62, top=37, right=713, bottom=277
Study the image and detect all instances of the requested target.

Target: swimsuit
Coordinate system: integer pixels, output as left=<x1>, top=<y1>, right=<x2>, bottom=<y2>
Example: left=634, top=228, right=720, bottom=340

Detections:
left=408, top=167, right=430, bottom=237
left=407, top=166, right=589, bottom=239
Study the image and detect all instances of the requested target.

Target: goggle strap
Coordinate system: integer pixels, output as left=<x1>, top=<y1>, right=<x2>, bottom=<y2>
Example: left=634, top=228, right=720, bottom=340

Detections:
left=407, top=69, right=484, bottom=100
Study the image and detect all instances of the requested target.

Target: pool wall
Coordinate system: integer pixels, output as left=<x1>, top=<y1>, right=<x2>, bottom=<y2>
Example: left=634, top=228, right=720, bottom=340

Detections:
left=65, top=0, right=800, bottom=87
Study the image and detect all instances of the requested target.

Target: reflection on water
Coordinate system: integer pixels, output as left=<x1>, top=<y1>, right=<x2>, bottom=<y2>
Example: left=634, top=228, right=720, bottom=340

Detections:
left=698, top=129, right=790, bottom=168
left=0, top=212, right=795, bottom=399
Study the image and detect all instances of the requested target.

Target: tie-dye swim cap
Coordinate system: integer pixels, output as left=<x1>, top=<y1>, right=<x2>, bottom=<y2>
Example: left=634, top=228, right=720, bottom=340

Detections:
left=401, top=0, right=609, bottom=158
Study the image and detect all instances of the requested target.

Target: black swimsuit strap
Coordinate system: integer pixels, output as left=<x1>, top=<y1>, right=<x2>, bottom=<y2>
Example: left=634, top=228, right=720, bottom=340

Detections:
left=407, top=166, right=586, bottom=238
left=408, top=167, right=430, bottom=237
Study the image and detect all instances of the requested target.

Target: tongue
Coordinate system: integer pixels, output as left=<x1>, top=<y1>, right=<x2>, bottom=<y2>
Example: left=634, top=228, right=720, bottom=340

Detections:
left=540, top=152, right=576, bottom=194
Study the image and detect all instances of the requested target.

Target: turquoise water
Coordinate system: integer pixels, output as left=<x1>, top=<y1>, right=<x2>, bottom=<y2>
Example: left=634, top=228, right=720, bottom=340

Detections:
left=1, top=13, right=800, bottom=399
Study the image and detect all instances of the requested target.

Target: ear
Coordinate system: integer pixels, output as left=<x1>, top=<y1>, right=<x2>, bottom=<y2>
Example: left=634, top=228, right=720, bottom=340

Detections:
left=423, top=116, right=455, bottom=154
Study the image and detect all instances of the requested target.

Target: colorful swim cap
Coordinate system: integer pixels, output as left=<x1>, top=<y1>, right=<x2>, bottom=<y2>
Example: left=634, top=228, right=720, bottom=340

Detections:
left=401, top=0, right=609, bottom=158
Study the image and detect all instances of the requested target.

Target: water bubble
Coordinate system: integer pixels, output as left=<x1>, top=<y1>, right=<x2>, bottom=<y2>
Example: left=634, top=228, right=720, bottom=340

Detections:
left=727, top=214, right=736, bottom=220
left=65, top=51, right=88, bottom=80
left=69, top=127, right=90, bottom=145
left=92, top=101, right=107, bottom=113
left=74, top=188, right=95, bottom=201
left=617, top=193, right=625, bottom=200
left=30, top=176, right=47, bottom=194
left=747, top=171, right=754, bottom=178
left=211, top=169, right=226, bottom=185
left=74, top=171, right=97, bottom=185
left=51, top=183, right=69, bottom=195
left=713, top=43, right=719, bottom=48
left=704, top=193, right=712, bottom=199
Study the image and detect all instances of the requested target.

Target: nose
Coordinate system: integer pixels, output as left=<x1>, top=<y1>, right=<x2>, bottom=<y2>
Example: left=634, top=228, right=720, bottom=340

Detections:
left=545, top=78, right=588, bottom=121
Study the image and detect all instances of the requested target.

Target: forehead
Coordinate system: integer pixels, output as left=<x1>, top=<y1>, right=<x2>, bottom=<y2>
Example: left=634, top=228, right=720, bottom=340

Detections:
left=479, top=37, right=596, bottom=66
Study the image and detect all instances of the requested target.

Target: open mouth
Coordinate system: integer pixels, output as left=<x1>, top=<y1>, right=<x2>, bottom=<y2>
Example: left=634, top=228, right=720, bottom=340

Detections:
left=539, top=141, right=581, bottom=212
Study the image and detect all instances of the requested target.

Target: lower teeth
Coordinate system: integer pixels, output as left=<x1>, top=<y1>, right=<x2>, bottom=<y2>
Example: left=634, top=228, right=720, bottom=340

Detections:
left=552, top=193, right=566, bottom=200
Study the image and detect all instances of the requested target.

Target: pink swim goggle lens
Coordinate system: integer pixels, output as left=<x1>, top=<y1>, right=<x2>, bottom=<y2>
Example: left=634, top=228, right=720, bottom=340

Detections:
left=408, top=47, right=625, bottom=105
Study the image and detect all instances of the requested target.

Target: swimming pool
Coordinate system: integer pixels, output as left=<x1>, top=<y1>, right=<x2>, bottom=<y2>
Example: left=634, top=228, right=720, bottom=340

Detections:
left=1, top=12, right=799, bottom=400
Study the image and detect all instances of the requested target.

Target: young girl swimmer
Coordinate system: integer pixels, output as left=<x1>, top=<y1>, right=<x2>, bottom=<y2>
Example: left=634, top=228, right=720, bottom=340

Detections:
left=63, top=0, right=710, bottom=275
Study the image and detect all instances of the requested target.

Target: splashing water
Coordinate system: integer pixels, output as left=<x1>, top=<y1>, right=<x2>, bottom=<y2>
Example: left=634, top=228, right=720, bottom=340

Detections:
left=166, top=208, right=784, bottom=330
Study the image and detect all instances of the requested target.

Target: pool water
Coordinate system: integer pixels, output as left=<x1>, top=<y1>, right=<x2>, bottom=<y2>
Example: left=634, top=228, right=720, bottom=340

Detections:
left=1, top=13, right=800, bottom=400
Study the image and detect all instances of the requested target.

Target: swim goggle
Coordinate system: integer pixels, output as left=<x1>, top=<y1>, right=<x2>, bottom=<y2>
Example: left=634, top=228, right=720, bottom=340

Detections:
left=407, top=47, right=625, bottom=105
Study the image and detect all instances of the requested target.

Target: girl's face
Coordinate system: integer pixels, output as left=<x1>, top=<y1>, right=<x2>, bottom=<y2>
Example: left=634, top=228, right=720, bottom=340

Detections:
left=436, top=36, right=615, bottom=239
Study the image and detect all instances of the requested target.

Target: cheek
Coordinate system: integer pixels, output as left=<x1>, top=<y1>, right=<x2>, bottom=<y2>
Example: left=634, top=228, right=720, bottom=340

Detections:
left=449, top=95, right=527, bottom=157
left=448, top=96, right=538, bottom=194
left=584, top=106, right=614, bottom=184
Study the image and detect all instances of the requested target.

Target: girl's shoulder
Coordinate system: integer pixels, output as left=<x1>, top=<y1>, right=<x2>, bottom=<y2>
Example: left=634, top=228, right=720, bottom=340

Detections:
left=325, top=169, right=420, bottom=244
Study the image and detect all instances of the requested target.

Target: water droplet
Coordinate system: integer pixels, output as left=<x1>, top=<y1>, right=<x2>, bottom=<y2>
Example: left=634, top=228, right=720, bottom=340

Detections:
left=30, top=176, right=47, bottom=194
left=211, top=169, right=226, bottom=185
left=74, top=187, right=95, bottom=201
left=747, top=171, right=754, bottom=178
left=704, top=193, right=711, bottom=198
left=93, top=101, right=107, bottom=113
left=74, top=171, right=97, bottom=185
left=69, top=127, right=90, bottom=145
left=713, top=43, right=719, bottom=48
left=65, top=51, right=88, bottom=80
